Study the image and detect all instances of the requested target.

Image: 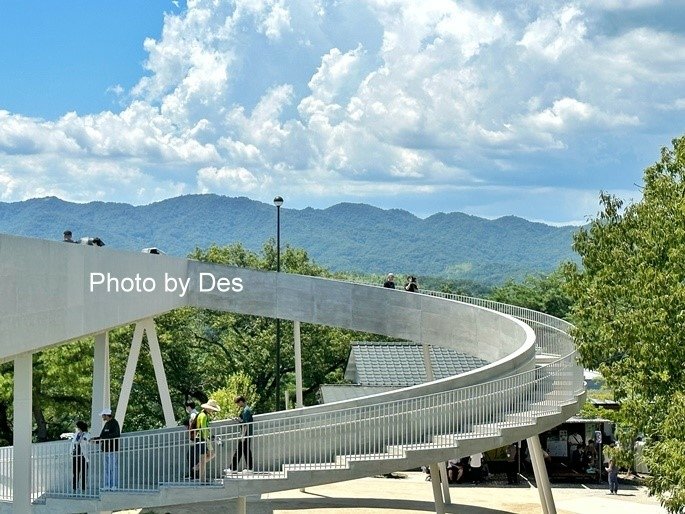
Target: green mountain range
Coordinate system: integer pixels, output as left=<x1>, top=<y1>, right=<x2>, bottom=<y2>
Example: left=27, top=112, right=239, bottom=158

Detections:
left=0, top=195, right=580, bottom=285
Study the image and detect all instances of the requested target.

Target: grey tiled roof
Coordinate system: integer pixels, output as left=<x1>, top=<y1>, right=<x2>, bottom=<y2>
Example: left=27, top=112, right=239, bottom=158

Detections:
left=344, top=341, right=488, bottom=387
left=430, top=346, right=489, bottom=379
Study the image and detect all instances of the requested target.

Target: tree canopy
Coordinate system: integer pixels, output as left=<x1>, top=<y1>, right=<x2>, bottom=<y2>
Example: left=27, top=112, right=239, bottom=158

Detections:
left=488, top=268, right=572, bottom=320
left=564, top=136, right=685, bottom=513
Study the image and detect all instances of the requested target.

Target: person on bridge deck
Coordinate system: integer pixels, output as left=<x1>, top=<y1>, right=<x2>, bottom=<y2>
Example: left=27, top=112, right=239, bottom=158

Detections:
left=231, top=395, right=254, bottom=472
left=63, top=230, right=78, bottom=243
left=63, top=420, right=91, bottom=492
left=183, top=401, right=199, bottom=478
left=193, top=399, right=221, bottom=481
left=383, top=273, right=396, bottom=288
left=404, top=275, right=419, bottom=292
left=91, top=408, right=120, bottom=491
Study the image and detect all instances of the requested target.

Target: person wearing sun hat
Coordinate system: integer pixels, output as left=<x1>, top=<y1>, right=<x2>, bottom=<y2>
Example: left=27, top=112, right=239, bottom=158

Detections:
left=383, top=273, right=396, bottom=288
left=192, top=399, right=221, bottom=481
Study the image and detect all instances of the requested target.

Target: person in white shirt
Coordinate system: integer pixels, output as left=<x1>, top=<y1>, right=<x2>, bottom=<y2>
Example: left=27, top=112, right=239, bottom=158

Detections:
left=61, top=420, right=91, bottom=492
left=470, top=452, right=484, bottom=483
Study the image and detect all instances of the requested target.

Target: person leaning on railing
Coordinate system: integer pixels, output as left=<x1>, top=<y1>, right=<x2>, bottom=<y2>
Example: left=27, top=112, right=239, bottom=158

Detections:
left=193, top=399, right=221, bottom=481
left=90, top=408, right=120, bottom=491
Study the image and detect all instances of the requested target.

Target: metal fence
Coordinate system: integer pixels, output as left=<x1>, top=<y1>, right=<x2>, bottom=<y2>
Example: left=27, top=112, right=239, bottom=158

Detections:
left=2, top=290, right=582, bottom=504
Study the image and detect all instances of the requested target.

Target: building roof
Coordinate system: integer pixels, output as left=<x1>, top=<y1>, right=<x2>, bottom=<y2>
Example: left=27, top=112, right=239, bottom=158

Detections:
left=343, top=341, right=488, bottom=387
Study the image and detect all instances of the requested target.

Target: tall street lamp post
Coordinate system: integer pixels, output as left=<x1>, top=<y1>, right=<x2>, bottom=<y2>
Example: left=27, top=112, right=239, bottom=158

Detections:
left=273, top=196, right=284, bottom=410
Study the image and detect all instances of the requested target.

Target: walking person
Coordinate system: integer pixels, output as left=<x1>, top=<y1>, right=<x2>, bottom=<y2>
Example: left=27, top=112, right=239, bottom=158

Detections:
left=184, top=401, right=199, bottom=478
left=607, top=457, right=619, bottom=494
left=91, top=408, right=120, bottom=491
left=231, top=395, right=254, bottom=472
left=193, top=399, right=221, bottom=481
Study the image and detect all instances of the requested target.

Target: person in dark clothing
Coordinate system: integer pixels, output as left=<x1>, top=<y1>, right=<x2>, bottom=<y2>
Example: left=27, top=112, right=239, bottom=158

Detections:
left=70, top=420, right=90, bottom=492
left=80, top=236, right=105, bottom=247
left=91, top=408, right=120, bottom=491
left=183, top=401, right=199, bottom=478
left=404, top=276, right=419, bottom=292
left=383, top=273, right=396, bottom=288
left=63, top=230, right=78, bottom=243
left=506, top=442, right=519, bottom=484
left=231, top=395, right=254, bottom=472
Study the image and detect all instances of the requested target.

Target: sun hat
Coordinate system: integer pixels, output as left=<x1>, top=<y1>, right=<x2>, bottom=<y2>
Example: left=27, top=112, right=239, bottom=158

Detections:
left=201, top=399, right=221, bottom=412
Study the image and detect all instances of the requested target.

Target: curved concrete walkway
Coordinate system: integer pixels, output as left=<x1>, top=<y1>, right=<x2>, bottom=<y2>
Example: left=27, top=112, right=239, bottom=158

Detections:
left=122, top=472, right=666, bottom=514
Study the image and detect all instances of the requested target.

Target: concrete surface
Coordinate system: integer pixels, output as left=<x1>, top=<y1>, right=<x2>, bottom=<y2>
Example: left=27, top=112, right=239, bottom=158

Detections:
left=119, top=472, right=666, bottom=514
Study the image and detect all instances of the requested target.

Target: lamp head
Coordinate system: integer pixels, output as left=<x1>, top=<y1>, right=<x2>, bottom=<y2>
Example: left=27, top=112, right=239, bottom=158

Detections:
left=273, top=196, right=284, bottom=207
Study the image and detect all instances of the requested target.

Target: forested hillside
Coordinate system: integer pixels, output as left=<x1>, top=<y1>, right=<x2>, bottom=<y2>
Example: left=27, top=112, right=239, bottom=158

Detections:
left=0, top=195, right=579, bottom=285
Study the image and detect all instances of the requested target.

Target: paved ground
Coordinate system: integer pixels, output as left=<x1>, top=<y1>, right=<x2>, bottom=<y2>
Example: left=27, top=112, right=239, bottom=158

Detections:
left=119, top=472, right=667, bottom=514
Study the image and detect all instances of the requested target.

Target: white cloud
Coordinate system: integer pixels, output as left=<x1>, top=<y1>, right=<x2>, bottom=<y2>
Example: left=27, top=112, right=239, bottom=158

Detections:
left=260, top=0, right=292, bottom=40
left=0, top=0, right=683, bottom=223
left=518, top=5, right=587, bottom=61
left=197, top=165, right=262, bottom=192
left=524, top=97, right=640, bottom=131
left=587, top=0, right=663, bottom=10
left=306, top=46, right=364, bottom=104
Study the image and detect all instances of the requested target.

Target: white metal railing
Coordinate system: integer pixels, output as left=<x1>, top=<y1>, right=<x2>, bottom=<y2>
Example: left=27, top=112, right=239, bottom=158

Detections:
left=0, top=446, right=11, bottom=501
left=3, top=290, right=582, bottom=506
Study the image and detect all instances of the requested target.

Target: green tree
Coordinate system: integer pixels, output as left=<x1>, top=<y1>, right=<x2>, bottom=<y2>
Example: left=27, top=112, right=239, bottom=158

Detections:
left=210, top=372, right=260, bottom=417
left=489, top=268, right=572, bottom=319
left=564, top=136, right=685, bottom=512
left=185, top=241, right=385, bottom=414
left=0, top=241, right=390, bottom=439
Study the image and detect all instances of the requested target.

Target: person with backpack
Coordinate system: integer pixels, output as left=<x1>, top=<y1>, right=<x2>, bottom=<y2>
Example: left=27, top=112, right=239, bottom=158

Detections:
left=184, top=401, right=199, bottom=478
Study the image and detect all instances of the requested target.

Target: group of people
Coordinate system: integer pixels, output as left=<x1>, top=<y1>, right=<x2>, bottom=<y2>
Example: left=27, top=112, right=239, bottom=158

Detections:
left=570, top=438, right=598, bottom=473
left=183, top=395, right=254, bottom=482
left=63, top=394, right=254, bottom=492
left=383, top=273, right=419, bottom=292
left=63, top=229, right=105, bottom=247
left=62, top=408, right=121, bottom=492
left=442, top=452, right=487, bottom=484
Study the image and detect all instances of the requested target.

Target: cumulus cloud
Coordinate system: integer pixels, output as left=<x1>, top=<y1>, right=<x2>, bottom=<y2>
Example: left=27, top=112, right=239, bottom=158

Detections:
left=518, top=6, right=587, bottom=61
left=196, top=165, right=262, bottom=192
left=0, top=0, right=683, bottom=223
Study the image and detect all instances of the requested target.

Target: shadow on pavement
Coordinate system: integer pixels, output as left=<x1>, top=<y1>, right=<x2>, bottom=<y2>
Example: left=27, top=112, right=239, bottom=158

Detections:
left=255, top=496, right=521, bottom=513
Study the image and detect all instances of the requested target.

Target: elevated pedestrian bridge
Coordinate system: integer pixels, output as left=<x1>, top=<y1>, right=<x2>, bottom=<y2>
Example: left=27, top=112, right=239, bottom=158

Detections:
left=0, top=234, right=584, bottom=513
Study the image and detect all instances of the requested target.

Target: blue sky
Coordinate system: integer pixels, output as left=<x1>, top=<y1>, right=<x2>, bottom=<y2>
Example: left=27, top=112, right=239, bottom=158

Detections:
left=0, top=0, right=684, bottom=225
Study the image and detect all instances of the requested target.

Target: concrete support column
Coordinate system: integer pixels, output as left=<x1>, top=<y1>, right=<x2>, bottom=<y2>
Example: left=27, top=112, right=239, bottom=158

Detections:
left=116, top=323, right=144, bottom=428
left=429, top=462, right=446, bottom=514
left=13, top=353, right=32, bottom=514
left=115, top=319, right=176, bottom=429
left=293, top=320, right=303, bottom=408
left=236, top=496, right=246, bottom=514
left=91, top=332, right=110, bottom=433
left=438, top=461, right=451, bottom=505
left=527, top=435, right=557, bottom=514
left=143, top=318, right=176, bottom=427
